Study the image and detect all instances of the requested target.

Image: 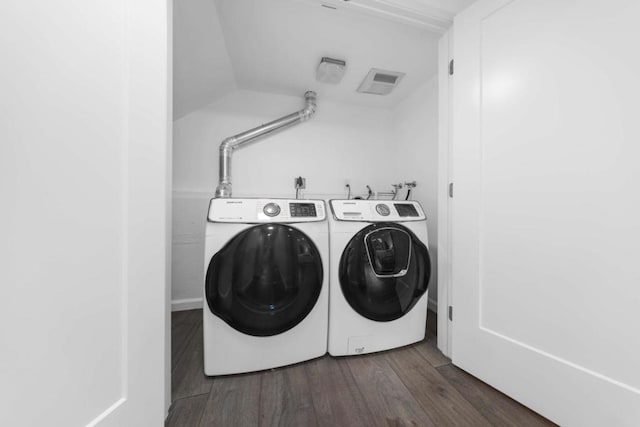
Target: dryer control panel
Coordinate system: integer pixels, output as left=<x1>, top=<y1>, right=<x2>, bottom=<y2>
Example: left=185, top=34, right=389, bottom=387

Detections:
left=330, top=199, right=426, bottom=222
left=208, top=198, right=326, bottom=223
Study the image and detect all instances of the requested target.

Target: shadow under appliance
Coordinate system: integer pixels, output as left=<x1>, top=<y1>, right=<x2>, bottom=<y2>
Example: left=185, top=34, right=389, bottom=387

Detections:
left=203, top=198, right=328, bottom=375
left=328, top=199, right=431, bottom=356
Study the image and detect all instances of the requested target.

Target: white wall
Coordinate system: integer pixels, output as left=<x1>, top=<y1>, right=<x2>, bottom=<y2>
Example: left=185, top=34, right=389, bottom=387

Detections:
left=173, top=0, right=235, bottom=119
left=1, top=3, right=125, bottom=425
left=171, top=90, right=399, bottom=309
left=392, top=77, right=440, bottom=308
left=1, top=0, right=170, bottom=425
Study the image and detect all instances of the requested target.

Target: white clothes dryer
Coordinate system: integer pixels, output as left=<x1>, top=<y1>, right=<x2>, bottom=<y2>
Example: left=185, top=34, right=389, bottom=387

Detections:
left=203, top=198, right=329, bottom=375
left=328, top=199, right=431, bottom=356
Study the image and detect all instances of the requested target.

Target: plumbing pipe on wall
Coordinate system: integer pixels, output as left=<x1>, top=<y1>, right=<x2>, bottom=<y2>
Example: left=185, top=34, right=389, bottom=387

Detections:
left=215, top=91, right=317, bottom=198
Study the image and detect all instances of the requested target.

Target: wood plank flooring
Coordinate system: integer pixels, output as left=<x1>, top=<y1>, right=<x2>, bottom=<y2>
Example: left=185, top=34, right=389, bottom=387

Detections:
left=167, top=310, right=554, bottom=427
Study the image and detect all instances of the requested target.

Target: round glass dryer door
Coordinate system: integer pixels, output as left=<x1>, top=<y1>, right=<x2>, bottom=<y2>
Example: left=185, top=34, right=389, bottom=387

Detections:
left=205, top=224, right=323, bottom=336
left=339, top=223, right=430, bottom=322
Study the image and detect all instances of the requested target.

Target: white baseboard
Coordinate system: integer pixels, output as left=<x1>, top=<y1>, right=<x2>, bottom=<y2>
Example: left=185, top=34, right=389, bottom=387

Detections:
left=428, top=296, right=438, bottom=313
left=171, top=297, right=203, bottom=312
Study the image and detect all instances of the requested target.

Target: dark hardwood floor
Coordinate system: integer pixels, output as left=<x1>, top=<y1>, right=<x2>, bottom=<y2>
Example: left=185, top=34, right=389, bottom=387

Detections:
left=167, top=310, right=554, bottom=427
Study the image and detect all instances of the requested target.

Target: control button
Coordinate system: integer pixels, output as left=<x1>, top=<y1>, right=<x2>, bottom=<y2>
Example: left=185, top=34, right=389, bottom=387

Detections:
left=263, top=203, right=281, bottom=217
left=376, top=204, right=391, bottom=216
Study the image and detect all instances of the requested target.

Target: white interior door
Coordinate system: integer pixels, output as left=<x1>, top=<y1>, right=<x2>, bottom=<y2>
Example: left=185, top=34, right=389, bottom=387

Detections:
left=1, top=1, right=171, bottom=426
left=451, top=0, right=640, bottom=425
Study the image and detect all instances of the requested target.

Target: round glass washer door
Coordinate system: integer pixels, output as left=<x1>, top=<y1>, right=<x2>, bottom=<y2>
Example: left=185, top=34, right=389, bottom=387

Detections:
left=205, top=224, right=323, bottom=337
left=339, top=222, right=430, bottom=322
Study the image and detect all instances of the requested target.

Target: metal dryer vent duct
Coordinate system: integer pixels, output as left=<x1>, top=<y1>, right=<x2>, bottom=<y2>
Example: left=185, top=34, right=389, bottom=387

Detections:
left=215, top=91, right=317, bottom=198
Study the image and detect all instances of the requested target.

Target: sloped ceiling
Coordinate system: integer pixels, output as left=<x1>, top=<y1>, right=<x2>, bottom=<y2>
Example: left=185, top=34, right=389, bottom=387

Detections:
left=216, top=0, right=444, bottom=108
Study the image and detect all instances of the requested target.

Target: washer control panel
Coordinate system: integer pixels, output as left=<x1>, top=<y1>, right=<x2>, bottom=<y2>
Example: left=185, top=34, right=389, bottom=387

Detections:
left=330, top=200, right=426, bottom=222
left=208, top=198, right=326, bottom=223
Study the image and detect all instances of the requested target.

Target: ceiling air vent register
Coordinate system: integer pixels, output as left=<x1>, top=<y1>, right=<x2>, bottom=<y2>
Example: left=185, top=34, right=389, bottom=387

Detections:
left=357, top=68, right=405, bottom=95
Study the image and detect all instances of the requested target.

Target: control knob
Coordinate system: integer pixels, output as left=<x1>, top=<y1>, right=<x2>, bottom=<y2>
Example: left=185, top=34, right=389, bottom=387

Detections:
left=376, top=204, right=391, bottom=216
left=263, top=203, right=281, bottom=217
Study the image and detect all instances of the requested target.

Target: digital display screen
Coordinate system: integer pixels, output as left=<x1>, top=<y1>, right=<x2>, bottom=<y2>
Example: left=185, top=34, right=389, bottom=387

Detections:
left=394, top=203, right=419, bottom=217
left=290, top=203, right=317, bottom=217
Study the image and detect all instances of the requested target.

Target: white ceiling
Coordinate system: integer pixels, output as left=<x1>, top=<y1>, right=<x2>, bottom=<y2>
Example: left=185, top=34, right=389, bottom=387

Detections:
left=215, top=0, right=474, bottom=109
left=296, top=0, right=477, bottom=32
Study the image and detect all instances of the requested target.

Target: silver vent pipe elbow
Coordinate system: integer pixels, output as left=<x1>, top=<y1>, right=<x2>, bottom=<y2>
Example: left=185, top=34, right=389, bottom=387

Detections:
left=299, top=90, right=317, bottom=121
left=215, top=91, right=317, bottom=198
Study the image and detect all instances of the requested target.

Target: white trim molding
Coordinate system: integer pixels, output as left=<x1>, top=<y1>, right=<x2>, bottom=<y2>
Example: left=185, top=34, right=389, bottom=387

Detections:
left=295, top=0, right=456, bottom=32
left=427, top=297, right=438, bottom=313
left=172, top=297, right=204, bottom=312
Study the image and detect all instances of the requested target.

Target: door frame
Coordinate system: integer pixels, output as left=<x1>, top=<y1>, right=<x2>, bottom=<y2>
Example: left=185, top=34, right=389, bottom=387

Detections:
left=89, top=0, right=173, bottom=424
left=124, top=0, right=173, bottom=420
left=436, top=28, right=453, bottom=358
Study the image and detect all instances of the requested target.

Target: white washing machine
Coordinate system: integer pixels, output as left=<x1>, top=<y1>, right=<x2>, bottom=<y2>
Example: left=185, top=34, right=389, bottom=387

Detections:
left=203, top=198, right=329, bottom=375
left=328, top=199, right=431, bottom=356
